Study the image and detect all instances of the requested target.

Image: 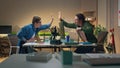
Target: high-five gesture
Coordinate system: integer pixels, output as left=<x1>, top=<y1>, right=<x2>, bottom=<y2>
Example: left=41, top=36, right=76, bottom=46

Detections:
left=58, top=11, right=62, bottom=21
left=50, top=16, right=54, bottom=26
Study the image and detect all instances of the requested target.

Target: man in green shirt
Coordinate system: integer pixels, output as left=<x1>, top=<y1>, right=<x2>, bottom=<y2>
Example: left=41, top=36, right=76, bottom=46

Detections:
left=59, top=12, right=97, bottom=53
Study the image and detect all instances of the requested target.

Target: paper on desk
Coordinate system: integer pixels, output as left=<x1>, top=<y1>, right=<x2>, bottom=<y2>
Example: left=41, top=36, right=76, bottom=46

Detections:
left=24, top=42, right=50, bottom=46
left=79, top=42, right=96, bottom=46
left=24, top=42, right=39, bottom=46
left=79, top=42, right=92, bottom=44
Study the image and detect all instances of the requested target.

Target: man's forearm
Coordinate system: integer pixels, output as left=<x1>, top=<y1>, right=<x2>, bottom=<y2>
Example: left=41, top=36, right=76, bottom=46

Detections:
left=61, top=19, right=76, bottom=28
left=76, top=30, right=87, bottom=42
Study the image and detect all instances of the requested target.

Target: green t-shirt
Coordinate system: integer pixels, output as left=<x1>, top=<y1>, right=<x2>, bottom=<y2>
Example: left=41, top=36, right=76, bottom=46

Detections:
left=59, top=19, right=97, bottom=43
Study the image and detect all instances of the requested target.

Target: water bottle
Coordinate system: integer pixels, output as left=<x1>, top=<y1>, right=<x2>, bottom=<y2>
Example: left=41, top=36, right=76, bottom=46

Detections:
left=66, top=35, right=70, bottom=42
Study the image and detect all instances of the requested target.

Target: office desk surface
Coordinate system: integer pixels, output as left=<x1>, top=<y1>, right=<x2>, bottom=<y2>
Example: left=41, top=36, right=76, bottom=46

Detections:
left=0, top=54, right=120, bottom=68
left=23, top=42, right=97, bottom=47
left=0, top=54, right=62, bottom=68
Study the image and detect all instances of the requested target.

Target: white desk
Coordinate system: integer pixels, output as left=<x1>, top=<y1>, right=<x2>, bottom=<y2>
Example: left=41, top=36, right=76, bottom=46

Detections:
left=23, top=42, right=97, bottom=52
left=23, top=42, right=97, bottom=48
left=23, top=42, right=97, bottom=47
left=0, top=54, right=120, bottom=68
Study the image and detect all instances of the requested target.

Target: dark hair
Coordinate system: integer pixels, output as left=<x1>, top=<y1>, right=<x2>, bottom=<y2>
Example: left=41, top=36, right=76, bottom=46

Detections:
left=32, top=16, right=41, bottom=24
left=76, top=13, right=85, bottom=22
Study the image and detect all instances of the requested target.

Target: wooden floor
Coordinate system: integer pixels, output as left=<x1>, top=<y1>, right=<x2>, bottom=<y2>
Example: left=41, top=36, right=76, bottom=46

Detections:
left=0, top=57, right=8, bottom=63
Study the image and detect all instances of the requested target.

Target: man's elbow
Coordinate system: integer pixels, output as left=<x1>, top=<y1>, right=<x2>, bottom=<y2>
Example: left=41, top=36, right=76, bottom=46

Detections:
left=16, top=33, right=22, bottom=39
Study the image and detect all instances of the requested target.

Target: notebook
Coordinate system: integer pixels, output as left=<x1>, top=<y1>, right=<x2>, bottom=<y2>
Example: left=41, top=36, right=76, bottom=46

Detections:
left=83, top=54, right=120, bottom=66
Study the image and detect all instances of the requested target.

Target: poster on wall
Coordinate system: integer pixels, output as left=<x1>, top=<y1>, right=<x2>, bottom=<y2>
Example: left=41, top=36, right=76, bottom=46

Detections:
left=118, top=0, right=120, bottom=26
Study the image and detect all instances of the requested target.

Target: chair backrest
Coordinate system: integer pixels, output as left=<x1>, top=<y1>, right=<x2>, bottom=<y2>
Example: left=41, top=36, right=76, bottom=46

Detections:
left=95, top=31, right=108, bottom=53
left=8, top=34, right=18, bottom=46
left=97, top=31, right=108, bottom=44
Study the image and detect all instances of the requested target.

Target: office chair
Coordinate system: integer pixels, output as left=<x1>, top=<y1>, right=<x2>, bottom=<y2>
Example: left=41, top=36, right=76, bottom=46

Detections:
left=95, top=31, right=108, bottom=53
left=8, top=34, right=19, bottom=55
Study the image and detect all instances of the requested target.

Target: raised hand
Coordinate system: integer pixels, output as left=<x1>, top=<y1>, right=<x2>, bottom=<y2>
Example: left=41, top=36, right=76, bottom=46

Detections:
left=76, top=30, right=88, bottom=42
left=58, top=11, right=62, bottom=21
left=50, top=16, right=54, bottom=25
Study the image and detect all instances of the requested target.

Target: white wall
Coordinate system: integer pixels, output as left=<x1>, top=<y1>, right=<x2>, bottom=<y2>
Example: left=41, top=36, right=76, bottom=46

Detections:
left=0, top=0, right=97, bottom=32
left=98, top=0, right=107, bottom=28
left=114, top=0, right=120, bottom=53
left=100, top=0, right=120, bottom=53
left=81, top=0, right=97, bottom=12
left=0, top=0, right=81, bottom=27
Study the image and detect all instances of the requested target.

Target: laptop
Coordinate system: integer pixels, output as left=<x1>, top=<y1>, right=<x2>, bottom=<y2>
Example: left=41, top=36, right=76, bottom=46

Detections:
left=83, top=54, right=120, bottom=66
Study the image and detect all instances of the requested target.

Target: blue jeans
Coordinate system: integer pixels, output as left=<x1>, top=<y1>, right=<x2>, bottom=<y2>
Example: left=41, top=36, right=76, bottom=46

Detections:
left=19, top=41, right=35, bottom=54
left=74, top=46, right=94, bottom=53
